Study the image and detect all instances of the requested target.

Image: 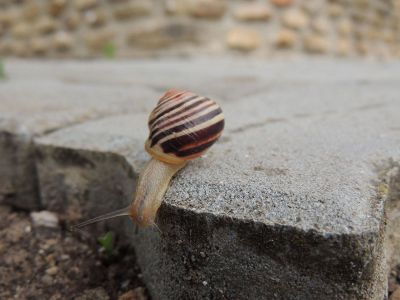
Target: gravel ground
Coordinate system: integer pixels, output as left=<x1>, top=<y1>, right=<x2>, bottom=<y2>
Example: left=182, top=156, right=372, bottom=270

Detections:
left=0, top=205, right=148, bottom=300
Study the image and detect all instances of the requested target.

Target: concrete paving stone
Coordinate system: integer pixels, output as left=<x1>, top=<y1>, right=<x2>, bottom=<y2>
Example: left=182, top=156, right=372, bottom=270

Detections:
left=0, top=65, right=160, bottom=209
left=33, top=59, right=400, bottom=299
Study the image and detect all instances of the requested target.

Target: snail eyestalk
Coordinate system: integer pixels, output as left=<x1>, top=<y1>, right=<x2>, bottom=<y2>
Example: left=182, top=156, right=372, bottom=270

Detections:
left=71, top=207, right=130, bottom=231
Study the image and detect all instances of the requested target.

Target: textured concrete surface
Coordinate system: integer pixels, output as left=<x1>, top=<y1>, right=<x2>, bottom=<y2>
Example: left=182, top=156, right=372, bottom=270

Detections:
left=1, top=59, right=400, bottom=299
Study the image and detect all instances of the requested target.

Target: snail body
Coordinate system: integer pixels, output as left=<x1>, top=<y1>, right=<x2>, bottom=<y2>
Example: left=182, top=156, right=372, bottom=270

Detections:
left=73, top=89, right=224, bottom=229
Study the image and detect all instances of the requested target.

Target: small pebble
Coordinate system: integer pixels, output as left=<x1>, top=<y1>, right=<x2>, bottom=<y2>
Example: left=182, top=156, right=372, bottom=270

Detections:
left=45, top=253, right=56, bottom=263
left=200, top=251, right=206, bottom=258
left=42, top=274, right=53, bottom=285
left=30, top=211, right=59, bottom=228
left=60, top=254, right=70, bottom=261
left=46, top=266, right=58, bottom=276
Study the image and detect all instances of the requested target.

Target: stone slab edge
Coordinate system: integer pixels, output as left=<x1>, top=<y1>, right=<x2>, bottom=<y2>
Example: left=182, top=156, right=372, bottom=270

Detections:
left=33, top=136, right=399, bottom=300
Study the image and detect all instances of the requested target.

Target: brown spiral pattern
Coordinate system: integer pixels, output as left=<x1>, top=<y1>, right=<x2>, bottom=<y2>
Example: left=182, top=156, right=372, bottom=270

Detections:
left=145, top=89, right=225, bottom=165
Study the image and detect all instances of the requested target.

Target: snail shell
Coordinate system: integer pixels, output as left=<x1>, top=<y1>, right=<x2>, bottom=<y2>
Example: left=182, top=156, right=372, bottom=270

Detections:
left=71, top=89, right=225, bottom=229
left=145, top=89, right=225, bottom=165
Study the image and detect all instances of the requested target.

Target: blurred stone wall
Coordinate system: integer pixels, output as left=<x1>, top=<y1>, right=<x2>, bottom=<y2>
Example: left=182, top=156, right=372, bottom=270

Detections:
left=0, top=0, right=399, bottom=58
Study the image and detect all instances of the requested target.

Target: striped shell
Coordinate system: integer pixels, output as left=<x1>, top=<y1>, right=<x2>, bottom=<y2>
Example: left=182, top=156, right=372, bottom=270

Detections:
left=145, top=89, right=225, bottom=165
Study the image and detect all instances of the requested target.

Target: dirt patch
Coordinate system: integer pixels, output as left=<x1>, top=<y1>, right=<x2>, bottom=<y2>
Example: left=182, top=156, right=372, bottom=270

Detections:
left=0, top=205, right=148, bottom=300
left=1, top=202, right=400, bottom=299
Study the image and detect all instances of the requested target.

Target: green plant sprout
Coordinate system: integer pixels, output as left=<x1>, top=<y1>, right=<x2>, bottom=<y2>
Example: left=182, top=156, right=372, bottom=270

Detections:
left=103, top=42, right=117, bottom=59
left=98, top=231, right=115, bottom=256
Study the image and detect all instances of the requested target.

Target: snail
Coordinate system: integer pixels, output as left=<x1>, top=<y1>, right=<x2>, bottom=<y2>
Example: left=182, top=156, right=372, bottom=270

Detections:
left=72, top=89, right=224, bottom=229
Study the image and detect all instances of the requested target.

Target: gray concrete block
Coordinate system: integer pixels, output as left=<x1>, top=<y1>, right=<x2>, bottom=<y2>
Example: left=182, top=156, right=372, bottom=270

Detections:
left=0, top=64, right=159, bottom=209
left=34, top=60, right=400, bottom=300
left=35, top=114, right=148, bottom=224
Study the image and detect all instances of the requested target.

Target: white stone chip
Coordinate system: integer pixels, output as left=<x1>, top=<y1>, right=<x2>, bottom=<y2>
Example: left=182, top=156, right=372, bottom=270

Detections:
left=30, top=211, right=59, bottom=228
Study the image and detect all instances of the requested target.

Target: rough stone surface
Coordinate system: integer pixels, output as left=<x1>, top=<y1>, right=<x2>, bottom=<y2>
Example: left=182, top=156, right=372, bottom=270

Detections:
left=84, top=10, right=107, bottom=27
left=53, top=31, right=73, bottom=51
left=23, top=3, right=40, bottom=20
left=9, top=41, right=29, bottom=57
left=304, top=35, right=329, bottom=53
left=49, top=0, right=67, bottom=17
left=85, top=29, right=115, bottom=51
left=24, top=59, right=400, bottom=299
left=74, top=0, right=98, bottom=11
left=31, top=38, right=49, bottom=55
left=127, top=21, right=198, bottom=50
left=226, top=28, right=261, bottom=52
left=311, top=18, right=330, bottom=34
left=233, top=4, right=271, bottom=21
left=275, top=29, right=296, bottom=49
left=113, top=2, right=151, bottom=20
left=282, top=10, right=309, bottom=29
left=336, top=39, right=352, bottom=56
left=272, top=0, right=294, bottom=7
left=337, top=19, right=352, bottom=36
left=0, top=0, right=399, bottom=58
left=35, top=17, right=57, bottom=34
left=65, top=13, right=80, bottom=30
left=11, top=22, right=30, bottom=38
left=188, top=0, right=226, bottom=19
left=328, top=3, right=344, bottom=18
